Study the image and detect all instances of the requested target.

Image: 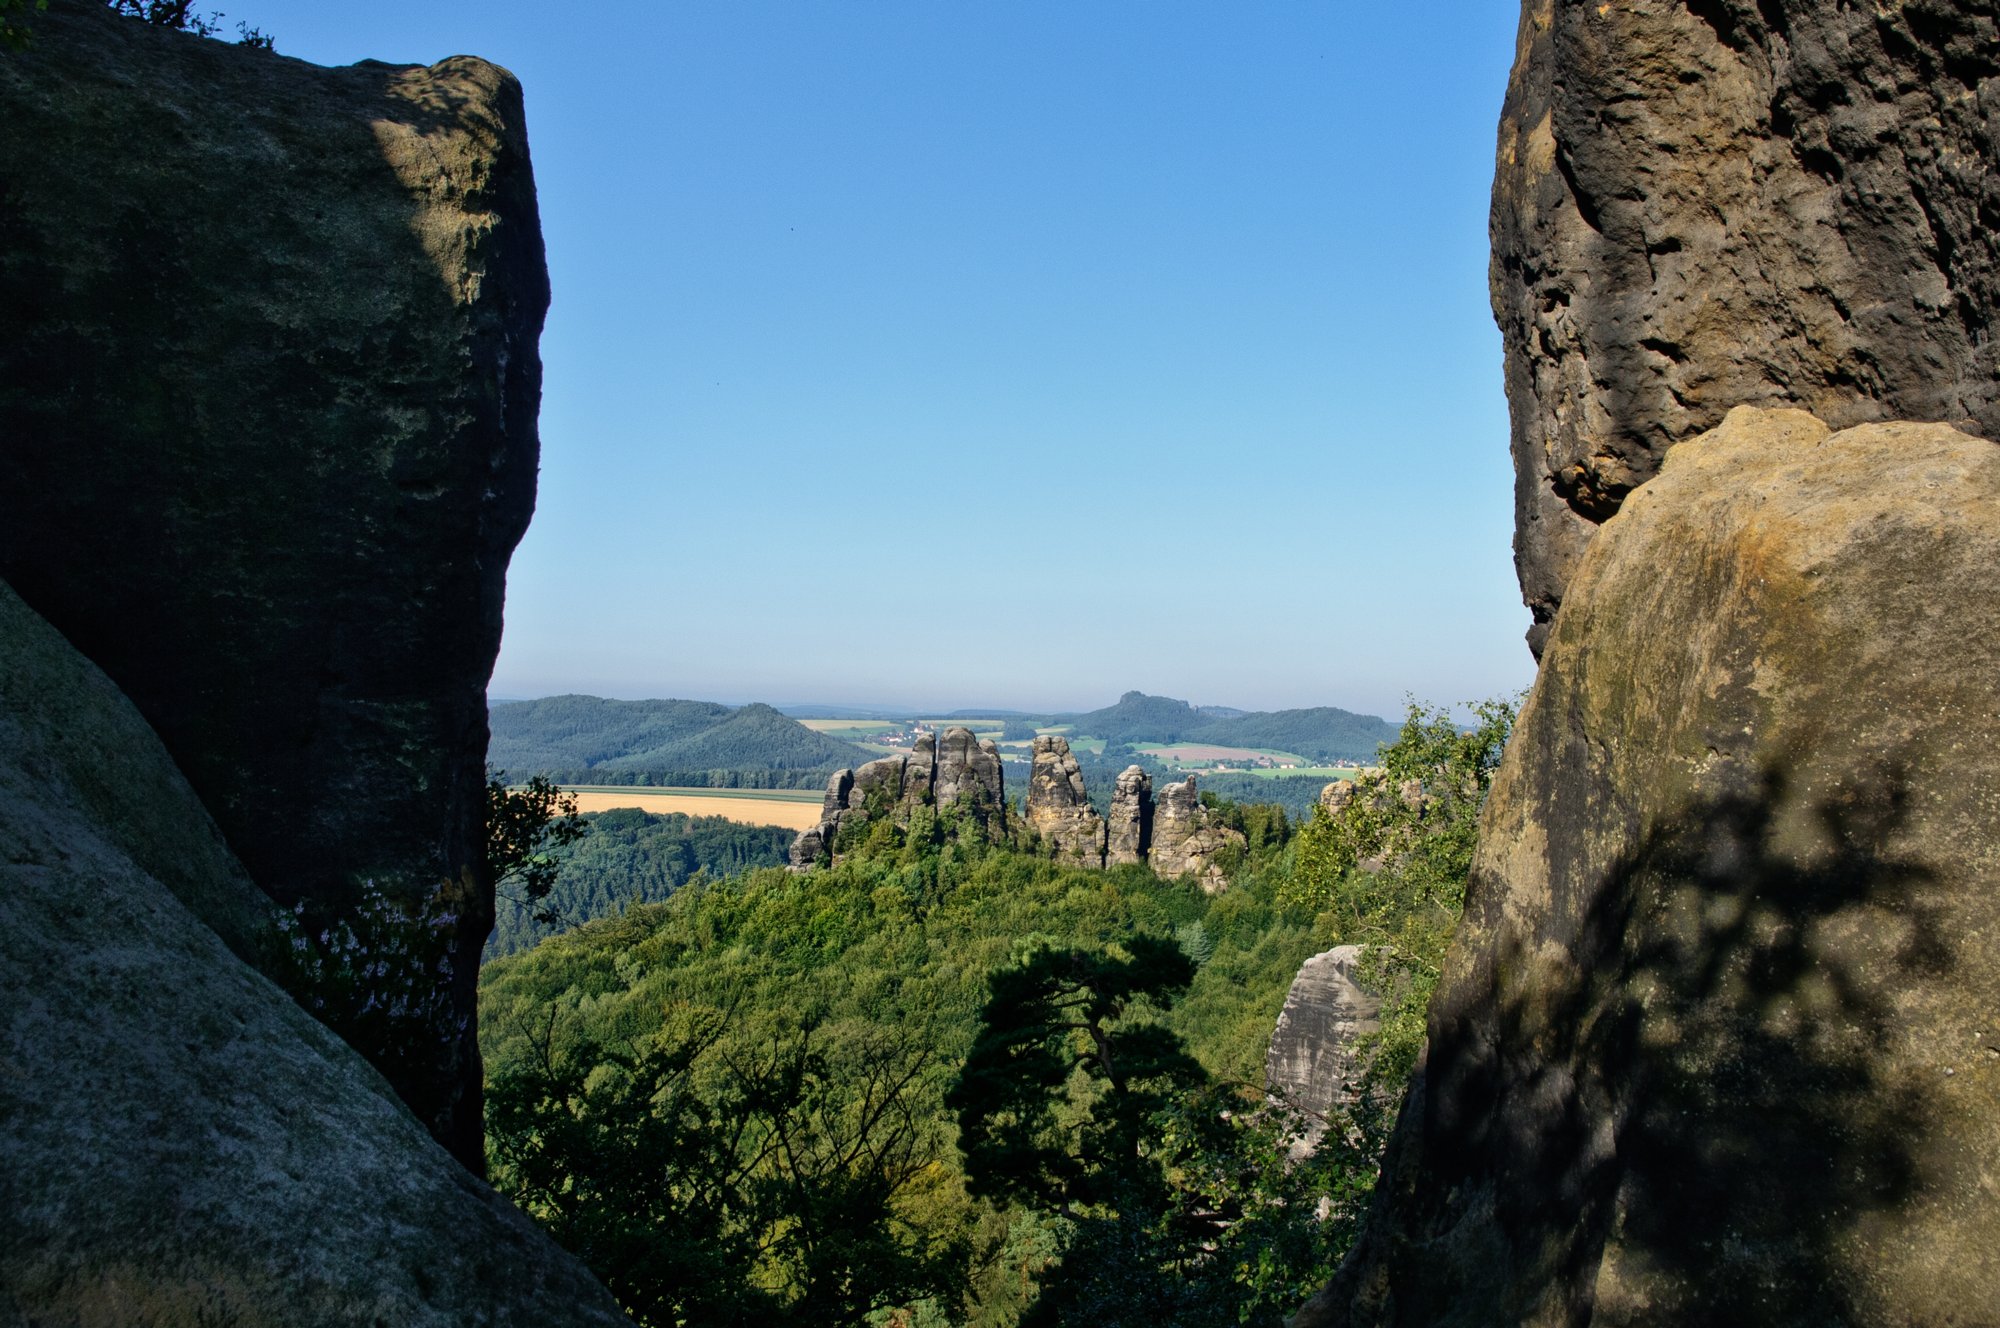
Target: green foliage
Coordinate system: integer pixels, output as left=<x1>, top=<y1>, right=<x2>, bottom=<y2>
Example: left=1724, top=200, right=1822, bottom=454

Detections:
left=481, top=821, right=1323, bottom=1325
left=486, top=807, right=795, bottom=958
left=949, top=937, right=1205, bottom=1213
left=106, top=0, right=271, bottom=47
left=1, top=0, right=46, bottom=51
left=949, top=937, right=1365, bottom=1326
left=488, top=1010, right=970, bottom=1327
left=486, top=771, right=588, bottom=925
left=1279, top=696, right=1516, bottom=1083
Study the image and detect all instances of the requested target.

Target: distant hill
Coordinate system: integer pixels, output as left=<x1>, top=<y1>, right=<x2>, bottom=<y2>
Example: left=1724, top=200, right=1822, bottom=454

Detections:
left=489, top=695, right=871, bottom=782
left=1060, top=691, right=1397, bottom=763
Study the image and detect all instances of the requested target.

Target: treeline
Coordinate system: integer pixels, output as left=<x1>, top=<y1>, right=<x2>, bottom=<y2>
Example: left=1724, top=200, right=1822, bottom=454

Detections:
left=486, top=808, right=795, bottom=957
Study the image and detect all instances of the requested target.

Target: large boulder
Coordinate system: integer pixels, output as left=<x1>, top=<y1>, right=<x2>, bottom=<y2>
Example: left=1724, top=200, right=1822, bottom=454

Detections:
left=1025, top=735, right=1108, bottom=868
left=1265, top=945, right=1381, bottom=1159
left=0, top=581, right=627, bottom=1327
left=0, top=0, right=548, bottom=1164
left=1300, top=408, right=2000, bottom=1326
left=1492, top=0, right=2000, bottom=652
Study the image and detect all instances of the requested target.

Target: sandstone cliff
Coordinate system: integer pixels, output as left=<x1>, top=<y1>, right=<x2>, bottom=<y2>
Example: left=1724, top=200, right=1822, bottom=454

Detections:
left=0, top=0, right=548, bottom=1164
left=789, top=728, right=1010, bottom=866
left=1106, top=765, right=1154, bottom=866
left=1149, top=777, right=1246, bottom=893
left=0, top=581, right=627, bottom=1327
left=1299, top=409, right=2000, bottom=1326
left=1492, top=0, right=2000, bottom=653
left=1025, top=735, right=1109, bottom=868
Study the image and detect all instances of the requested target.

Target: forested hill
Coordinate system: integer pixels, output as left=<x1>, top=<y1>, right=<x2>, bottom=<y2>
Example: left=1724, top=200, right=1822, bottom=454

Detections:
left=1064, top=691, right=1398, bottom=762
left=488, top=695, right=871, bottom=781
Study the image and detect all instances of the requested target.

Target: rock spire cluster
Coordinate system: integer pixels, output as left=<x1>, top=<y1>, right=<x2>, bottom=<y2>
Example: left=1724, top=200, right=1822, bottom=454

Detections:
left=789, top=727, right=1008, bottom=867
left=1025, top=737, right=1241, bottom=889
left=791, top=733, right=1244, bottom=891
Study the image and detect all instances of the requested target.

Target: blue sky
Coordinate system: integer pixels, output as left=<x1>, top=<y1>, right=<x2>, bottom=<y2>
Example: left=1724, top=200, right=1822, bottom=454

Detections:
left=241, top=1, right=1533, bottom=719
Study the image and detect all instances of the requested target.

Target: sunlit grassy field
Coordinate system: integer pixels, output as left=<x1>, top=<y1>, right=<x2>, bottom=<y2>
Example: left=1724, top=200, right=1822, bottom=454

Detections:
left=562, top=786, right=824, bottom=830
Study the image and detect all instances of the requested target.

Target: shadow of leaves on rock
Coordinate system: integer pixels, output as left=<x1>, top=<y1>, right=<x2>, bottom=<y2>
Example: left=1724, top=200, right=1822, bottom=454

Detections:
left=1405, top=760, right=1948, bottom=1325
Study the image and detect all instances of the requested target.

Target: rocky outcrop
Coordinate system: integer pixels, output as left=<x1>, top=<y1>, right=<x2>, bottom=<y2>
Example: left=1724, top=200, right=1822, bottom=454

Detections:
left=1106, top=765, right=1154, bottom=866
left=791, top=743, right=1249, bottom=891
left=1300, top=408, right=2000, bottom=1327
left=933, top=726, right=1006, bottom=812
left=0, top=0, right=547, bottom=1166
left=1148, top=777, right=1245, bottom=893
left=1025, top=736, right=1108, bottom=868
left=1491, top=0, right=2000, bottom=654
left=1265, top=945, right=1382, bottom=1158
left=791, top=727, right=1009, bottom=864
left=0, top=580, right=627, bottom=1327
left=1317, top=778, right=1357, bottom=815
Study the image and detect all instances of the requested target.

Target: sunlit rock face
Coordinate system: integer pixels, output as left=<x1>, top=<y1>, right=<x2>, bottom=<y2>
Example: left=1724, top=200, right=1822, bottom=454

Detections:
left=1491, top=0, right=2000, bottom=654
left=1025, top=735, right=1108, bottom=868
left=0, top=581, right=628, bottom=1328
left=789, top=727, right=1011, bottom=865
left=1265, top=945, right=1381, bottom=1159
left=1299, top=409, right=2000, bottom=1327
left=1148, top=777, right=1244, bottom=894
left=0, top=0, right=549, bottom=1166
left=1107, top=765, right=1154, bottom=866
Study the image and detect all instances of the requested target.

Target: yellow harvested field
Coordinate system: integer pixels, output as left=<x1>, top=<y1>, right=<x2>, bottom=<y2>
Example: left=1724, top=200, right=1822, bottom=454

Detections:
left=566, top=789, right=824, bottom=830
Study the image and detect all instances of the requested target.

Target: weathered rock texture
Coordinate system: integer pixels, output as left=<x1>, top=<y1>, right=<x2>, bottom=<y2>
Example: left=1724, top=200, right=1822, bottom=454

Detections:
left=1492, top=0, right=2000, bottom=653
left=1299, top=408, right=2000, bottom=1326
left=789, top=728, right=1010, bottom=865
left=0, top=580, right=628, bottom=1328
left=1265, top=945, right=1382, bottom=1158
left=1148, top=777, right=1246, bottom=894
left=1106, top=765, right=1154, bottom=866
left=0, top=0, right=548, bottom=1164
left=1025, top=736, right=1109, bottom=867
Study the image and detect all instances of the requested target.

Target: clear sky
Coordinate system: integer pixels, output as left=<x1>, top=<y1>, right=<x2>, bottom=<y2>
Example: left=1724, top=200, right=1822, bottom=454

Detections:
left=238, top=1, right=1534, bottom=720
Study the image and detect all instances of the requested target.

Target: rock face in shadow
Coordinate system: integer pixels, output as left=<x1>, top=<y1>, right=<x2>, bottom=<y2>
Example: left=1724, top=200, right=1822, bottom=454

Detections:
left=1106, top=765, right=1154, bottom=866
left=0, top=581, right=628, bottom=1328
left=1299, top=409, right=2000, bottom=1326
left=1265, top=945, right=1381, bottom=1158
left=1492, top=0, right=2000, bottom=653
left=1148, top=777, right=1245, bottom=894
left=0, top=0, right=548, bottom=1164
left=1025, top=735, right=1108, bottom=868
